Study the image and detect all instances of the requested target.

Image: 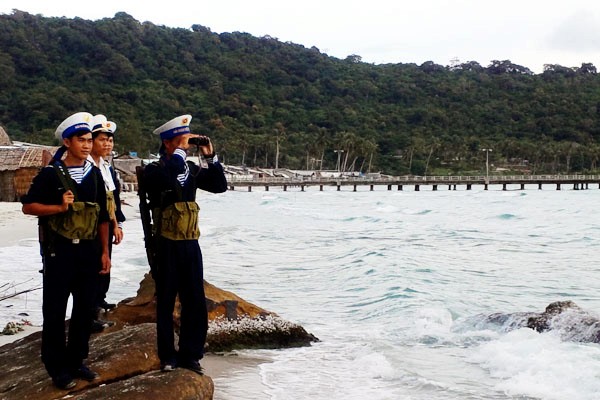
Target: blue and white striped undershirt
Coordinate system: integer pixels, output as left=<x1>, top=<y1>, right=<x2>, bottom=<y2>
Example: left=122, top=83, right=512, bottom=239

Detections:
left=67, top=160, right=94, bottom=184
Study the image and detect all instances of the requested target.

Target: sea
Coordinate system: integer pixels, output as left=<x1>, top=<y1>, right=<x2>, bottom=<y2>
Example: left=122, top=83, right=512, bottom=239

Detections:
left=2, top=183, right=600, bottom=400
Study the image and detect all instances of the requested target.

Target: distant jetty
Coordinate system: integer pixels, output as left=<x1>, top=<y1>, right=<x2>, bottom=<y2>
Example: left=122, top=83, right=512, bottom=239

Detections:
left=110, top=158, right=600, bottom=193
left=225, top=174, right=600, bottom=192
left=118, top=169, right=600, bottom=193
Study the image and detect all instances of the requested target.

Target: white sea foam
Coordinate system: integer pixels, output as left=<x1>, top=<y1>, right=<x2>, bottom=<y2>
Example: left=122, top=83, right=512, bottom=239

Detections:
left=471, top=328, right=600, bottom=400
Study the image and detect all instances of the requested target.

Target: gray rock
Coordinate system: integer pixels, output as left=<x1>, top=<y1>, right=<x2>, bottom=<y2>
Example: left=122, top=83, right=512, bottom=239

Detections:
left=0, top=323, right=214, bottom=400
left=485, top=301, right=600, bottom=343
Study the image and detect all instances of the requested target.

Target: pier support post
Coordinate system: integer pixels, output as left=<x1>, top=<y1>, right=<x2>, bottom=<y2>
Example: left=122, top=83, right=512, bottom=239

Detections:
left=574, top=183, right=578, bottom=190
left=398, top=185, right=403, bottom=191
left=248, top=186, right=252, bottom=192
left=484, top=184, right=488, bottom=190
left=370, top=184, right=374, bottom=191
left=557, top=183, right=561, bottom=190
left=320, top=185, right=323, bottom=191
left=453, top=185, right=457, bottom=190
left=502, top=184, right=507, bottom=191
left=415, top=185, right=420, bottom=191
left=354, top=185, right=358, bottom=192
left=432, top=185, right=438, bottom=191
left=283, top=185, right=287, bottom=191
left=520, top=183, right=525, bottom=190
left=538, top=183, right=542, bottom=190
left=265, top=186, right=269, bottom=191
left=337, top=185, right=341, bottom=191
left=388, top=185, right=392, bottom=191
left=229, top=186, right=235, bottom=191
left=467, top=184, right=472, bottom=190
left=301, top=185, right=305, bottom=192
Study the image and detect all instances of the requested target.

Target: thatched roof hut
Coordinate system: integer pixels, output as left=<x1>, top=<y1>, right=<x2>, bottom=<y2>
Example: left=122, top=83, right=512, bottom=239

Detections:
left=0, top=129, right=58, bottom=202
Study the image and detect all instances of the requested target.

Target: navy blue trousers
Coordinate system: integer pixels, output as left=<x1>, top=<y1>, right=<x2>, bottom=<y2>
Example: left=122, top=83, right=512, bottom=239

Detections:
left=41, top=238, right=100, bottom=378
left=155, top=237, right=207, bottom=364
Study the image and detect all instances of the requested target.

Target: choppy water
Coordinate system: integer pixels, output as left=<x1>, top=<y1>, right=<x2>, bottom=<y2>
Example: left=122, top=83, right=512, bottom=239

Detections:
left=3, top=184, right=600, bottom=399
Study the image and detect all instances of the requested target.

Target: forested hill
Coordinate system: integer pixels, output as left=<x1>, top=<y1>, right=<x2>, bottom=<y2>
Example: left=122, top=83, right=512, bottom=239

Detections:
left=1, top=10, right=600, bottom=175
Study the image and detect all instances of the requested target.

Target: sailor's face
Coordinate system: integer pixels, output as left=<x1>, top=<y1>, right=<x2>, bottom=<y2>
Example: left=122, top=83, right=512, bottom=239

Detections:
left=163, top=133, right=194, bottom=155
left=65, top=132, right=93, bottom=161
left=92, top=133, right=114, bottom=158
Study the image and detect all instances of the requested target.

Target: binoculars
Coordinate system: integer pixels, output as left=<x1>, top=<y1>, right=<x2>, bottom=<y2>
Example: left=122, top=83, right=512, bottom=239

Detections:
left=188, top=137, right=210, bottom=146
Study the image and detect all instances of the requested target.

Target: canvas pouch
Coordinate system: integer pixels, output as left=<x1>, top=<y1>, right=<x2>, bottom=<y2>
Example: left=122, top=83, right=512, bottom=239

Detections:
left=154, top=201, right=200, bottom=241
left=48, top=201, right=100, bottom=241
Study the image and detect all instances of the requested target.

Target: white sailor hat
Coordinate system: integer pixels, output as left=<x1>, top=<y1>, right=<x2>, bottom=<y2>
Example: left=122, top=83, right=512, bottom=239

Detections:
left=92, top=114, right=117, bottom=135
left=54, top=112, right=93, bottom=140
left=153, top=115, right=192, bottom=140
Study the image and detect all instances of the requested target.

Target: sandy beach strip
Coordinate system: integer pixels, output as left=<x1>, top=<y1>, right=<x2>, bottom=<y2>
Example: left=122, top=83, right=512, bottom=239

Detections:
left=0, top=201, right=38, bottom=247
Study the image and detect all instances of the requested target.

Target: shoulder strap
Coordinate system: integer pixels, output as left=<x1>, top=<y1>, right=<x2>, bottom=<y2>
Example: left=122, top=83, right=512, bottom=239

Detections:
left=52, top=162, right=78, bottom=201
left=51, top=161, right=100, bottom=202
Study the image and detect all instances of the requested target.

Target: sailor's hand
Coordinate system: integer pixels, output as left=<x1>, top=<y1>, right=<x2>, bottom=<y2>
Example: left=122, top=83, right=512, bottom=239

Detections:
left=199, top=136, right=214, bottom=157
left=61, top=190, right=74, bottom=212
left=113, top=225, right=123, bottom=245
left=100, top=252, right=111, bottom=274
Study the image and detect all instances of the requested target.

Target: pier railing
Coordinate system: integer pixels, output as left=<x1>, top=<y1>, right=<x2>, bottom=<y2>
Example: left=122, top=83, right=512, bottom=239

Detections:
left=225, top=174, right=600, bottom=191
left=228, top=174, right=600, bottom=184
left=121, top=174, right=600, bottom=192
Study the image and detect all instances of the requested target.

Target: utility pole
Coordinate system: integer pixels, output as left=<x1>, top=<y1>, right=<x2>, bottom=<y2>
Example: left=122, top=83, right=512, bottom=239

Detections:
left=481, top=148, right=492, bottom=186
left=334, top=149, right=344, bottom=172
left=275, top=133, right=280, bottom=170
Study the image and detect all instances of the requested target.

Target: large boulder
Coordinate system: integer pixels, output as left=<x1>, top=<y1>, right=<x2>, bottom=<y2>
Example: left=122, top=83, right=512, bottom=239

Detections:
left=0, top=323, right=213, bottom=400
left=106, top=273, right=318, bottom=351
left=74, top=370, right=213, bottom=400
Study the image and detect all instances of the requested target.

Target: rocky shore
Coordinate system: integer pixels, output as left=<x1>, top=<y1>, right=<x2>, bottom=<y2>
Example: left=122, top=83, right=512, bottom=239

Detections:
left=0, top=274, right=318, bottom=400
left=485, top=300, right=600, bottom=343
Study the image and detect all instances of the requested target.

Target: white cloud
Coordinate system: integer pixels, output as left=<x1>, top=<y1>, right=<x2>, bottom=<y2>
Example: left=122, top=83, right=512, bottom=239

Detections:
left=1, top=0, right=600, bottom=73
left=547, top=10, right=600, bottom=52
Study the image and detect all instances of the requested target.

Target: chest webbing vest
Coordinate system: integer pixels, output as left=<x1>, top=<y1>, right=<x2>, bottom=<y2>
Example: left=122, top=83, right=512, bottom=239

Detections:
left=151, top=161, right=200, bottom=241
left=47, top=163, right=100, bottom=241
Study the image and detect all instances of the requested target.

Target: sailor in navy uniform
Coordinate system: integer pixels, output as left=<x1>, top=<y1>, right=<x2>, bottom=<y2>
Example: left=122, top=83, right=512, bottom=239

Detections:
left=21, top=112, right=111, bottom=390
left=142, top=114, right=227, bottom=374
left=89, top=115, right=126, bottom=320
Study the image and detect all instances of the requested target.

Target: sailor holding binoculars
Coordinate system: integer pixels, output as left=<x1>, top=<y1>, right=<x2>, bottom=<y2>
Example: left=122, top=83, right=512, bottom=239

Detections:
left=141, top=114, right=227, bottom=374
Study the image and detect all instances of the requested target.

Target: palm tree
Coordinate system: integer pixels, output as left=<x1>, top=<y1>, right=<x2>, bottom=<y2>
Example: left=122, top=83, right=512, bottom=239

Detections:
left=424, top=139, right=440, bottom=176
left=273, top=122, right=286, bottom=170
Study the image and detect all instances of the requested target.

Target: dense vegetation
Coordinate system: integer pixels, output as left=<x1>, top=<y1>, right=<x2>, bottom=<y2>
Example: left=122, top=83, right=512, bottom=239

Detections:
left=1, top=10, right=600, bottom=175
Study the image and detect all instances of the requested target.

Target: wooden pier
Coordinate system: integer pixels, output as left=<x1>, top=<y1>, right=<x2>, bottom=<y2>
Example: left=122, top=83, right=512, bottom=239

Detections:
left=226, top=175, right=600, bottom=192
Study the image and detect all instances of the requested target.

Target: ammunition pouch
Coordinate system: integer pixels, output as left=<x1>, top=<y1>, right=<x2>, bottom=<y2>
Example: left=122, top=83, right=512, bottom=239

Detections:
left=48, top=201, right=100, bottom=241
left=153, top=201, right=200, bottom=241
left=106, top=190, right=117, bottom=222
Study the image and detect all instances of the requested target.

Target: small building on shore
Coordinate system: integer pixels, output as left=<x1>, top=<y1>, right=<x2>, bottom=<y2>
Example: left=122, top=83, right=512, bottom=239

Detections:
left=0, top=127, right=57, bottom=202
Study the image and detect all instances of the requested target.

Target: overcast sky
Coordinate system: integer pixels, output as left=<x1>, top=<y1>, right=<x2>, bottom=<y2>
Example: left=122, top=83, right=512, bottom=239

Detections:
left=1, top=0, right=599, bottom=74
